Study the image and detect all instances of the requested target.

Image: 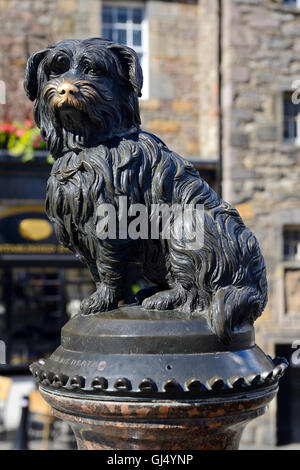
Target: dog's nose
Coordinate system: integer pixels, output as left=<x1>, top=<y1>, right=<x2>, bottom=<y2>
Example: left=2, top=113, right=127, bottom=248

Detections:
left=57, top=82, right=79, bottom=97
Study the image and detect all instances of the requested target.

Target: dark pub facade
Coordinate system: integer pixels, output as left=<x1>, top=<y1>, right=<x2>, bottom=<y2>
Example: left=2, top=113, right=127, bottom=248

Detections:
left=0, top=152, right=94, bottom=372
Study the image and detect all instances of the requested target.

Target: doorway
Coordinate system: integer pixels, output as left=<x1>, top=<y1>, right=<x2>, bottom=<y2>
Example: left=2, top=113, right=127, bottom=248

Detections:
left=276, top=343, right=300, bottom=445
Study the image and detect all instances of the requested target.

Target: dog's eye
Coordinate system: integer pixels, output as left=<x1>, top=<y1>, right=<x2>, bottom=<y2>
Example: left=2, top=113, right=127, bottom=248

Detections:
left=81, top=61, right=102, bottom=77
left=50, top=55, right=70, bottom=76
left=88, top=68, right=99, bottom=76
left=86, top=67, right=99, bottom=76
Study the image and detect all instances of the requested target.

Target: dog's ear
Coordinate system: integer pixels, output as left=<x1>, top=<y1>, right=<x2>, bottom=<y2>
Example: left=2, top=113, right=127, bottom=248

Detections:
left=24, top=48, right=50, bottom=101
left=109, top=44, right=143, bottom=97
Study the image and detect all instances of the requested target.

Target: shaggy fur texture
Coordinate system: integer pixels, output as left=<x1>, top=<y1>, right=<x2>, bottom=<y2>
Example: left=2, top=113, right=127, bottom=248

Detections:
left=24, top=38, right=267, bottom=344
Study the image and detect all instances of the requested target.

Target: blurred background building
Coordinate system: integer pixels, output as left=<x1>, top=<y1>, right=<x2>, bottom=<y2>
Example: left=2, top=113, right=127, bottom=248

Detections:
left=0, top=0, right=299, bottom=448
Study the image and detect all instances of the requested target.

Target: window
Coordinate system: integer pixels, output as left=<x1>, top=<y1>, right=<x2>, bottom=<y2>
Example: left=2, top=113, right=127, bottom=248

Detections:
left=0, top=266, right=94, bottom=367
left=282, top=0, right=300, bottom=7
left=283, top=91, right=300, bottom=143
left=283, top=226, right=300, bottom=260
left=283, top=0, right=297, bottom=5
left=102, top=3, right=149, bottom=98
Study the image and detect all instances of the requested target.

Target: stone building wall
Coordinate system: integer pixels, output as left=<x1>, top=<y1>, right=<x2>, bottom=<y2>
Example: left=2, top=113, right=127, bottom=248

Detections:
left=220, top=0, right=300, bottom=446
left=221, top=0, right=300, bottom=340
left=198, top=0, right=220, bottom=160
left=141, top=0, right=200, bottom=157
left=0, top=0, right=58, bottom=121
left=0, top=0, right=102, bottom=121
left=0, top=0, right=200, bottom=158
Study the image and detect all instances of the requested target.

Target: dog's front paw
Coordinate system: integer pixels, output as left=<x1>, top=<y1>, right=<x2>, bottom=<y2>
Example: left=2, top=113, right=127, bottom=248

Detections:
left=80, top=285, right=118, bottom=315
left=142, top=287, right=187, bottom=311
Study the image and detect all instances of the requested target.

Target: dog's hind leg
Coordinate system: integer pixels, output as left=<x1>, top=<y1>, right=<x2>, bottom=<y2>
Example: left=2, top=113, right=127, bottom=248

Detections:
left=141, top=239, right=209, bottom=313
left=142, top=233, right=196, bottom=311
left=141, top=249, right=197, bottom=312
left=141, top=284, right=188, bottom=311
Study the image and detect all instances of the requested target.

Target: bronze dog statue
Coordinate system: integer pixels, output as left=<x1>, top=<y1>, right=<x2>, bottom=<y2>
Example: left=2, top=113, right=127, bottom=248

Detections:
left=24, top=38, right=267, bottom=344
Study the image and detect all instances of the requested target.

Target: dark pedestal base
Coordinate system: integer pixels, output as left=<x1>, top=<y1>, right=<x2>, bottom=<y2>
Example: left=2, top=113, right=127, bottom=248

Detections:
left=40, top=385, right=277, bottom=450
left=31, top=307, right=287, bottom=450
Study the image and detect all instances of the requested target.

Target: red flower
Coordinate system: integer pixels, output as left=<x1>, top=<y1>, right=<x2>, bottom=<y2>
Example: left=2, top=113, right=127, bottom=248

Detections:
left=33, top=134, right=44, bottom=149
left=16, top=129, right=25, bottom=138
left=0, top=121, right=15, bottom=133
left=25, top=119, right=34, bottom=129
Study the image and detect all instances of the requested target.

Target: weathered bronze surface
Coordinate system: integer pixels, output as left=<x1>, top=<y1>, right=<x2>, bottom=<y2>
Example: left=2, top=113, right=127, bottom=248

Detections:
left=30, top=306, right=287, bottom=450
left=25, top=38, right=287, bottom=450
left=24, top=38, right=267, bottom=344
left=30, top=306, right=287, bottom=397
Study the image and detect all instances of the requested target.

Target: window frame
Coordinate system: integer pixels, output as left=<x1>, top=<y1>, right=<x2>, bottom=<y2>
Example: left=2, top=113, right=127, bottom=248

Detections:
left=101, top=1, right=149, bottom=100
left=270, top=210, right=300, bottom=330
left=283, top=225, right=300, bottom=261
left=280, top=225, right=300, bottom=322
left=283, top=91, right=300, bottom=145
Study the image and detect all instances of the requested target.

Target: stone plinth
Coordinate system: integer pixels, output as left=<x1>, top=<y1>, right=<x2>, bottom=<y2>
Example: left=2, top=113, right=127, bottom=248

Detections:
left=40, top=385, right=277, bottom=450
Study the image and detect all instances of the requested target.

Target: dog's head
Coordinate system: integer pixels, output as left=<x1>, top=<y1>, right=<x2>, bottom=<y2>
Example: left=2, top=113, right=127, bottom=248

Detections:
left=24, top=38, right=143, bottom=158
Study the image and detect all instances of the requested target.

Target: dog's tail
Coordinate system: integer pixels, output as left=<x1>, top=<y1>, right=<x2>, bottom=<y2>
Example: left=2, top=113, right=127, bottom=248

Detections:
left=208, top=284, right=265, bottom=345
left=207, top=229, right=268, bottom=345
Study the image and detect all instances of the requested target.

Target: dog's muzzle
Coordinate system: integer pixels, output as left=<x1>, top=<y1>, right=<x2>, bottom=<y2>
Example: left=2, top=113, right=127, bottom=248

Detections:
left=57, top=82, right=80, bottom=102
left=42, top=77, right=107, bottom=141
left=49, top=80, right=82, bottom=111
left=43, top=78, right=94, bottom=113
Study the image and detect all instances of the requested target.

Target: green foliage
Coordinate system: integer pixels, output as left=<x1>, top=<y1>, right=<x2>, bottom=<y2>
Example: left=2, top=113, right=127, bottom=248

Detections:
left=0, top=120, right=52, bottom=163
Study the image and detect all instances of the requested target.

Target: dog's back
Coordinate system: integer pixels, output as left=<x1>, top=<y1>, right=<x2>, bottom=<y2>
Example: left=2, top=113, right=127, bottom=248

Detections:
left=46, top=130, right=267, bottom=343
